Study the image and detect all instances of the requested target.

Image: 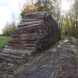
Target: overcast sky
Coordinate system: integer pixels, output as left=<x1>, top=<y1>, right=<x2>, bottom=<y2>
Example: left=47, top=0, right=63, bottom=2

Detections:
left=0, top=0, right=37, bottom=34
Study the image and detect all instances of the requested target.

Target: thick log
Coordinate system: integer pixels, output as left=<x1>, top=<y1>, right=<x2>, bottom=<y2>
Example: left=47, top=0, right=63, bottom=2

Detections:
left=21, top=19, right=43, bottom=22
left=7, top=43, right=36, bottom=47
left=18, top=23, right=40, bottom=28
left=8, top=39, right=37, bottom=44
left=2, top=49, right=34, bottom=55
left=0, top=53, right=23, bottom=60
left=11, top=33, right=38, bottom=38
left=18, top=21, right=43, bottom=27
left=24, top=11, right=47, bottom=19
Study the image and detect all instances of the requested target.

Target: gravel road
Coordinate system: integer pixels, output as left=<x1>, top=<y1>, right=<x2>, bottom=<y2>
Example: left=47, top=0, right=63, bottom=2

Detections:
left=13, top=37, right=78, bottom=78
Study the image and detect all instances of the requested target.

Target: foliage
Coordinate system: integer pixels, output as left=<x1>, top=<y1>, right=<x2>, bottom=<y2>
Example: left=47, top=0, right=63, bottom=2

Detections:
left=20, top=2, right=44, bottom=18
left=0, top=36, right=11, bottom=51
left=38, top=0, right=61, bottom=23
left=2, top=23, right=17, bottom=36
left=21, top=0, right=61, bottom=25
left=59, top=0, right=78, bottom=37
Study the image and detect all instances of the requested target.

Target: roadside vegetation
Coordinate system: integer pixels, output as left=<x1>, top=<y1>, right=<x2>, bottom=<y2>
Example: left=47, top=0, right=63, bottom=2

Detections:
left=0, top=36, right=11, bottom=51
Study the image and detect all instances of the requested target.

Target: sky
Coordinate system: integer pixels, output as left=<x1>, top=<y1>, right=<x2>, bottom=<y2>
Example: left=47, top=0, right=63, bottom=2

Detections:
left=0, top=0, right=71, bottom=34
left=61, top=0, right=70, bottom=12
left=0, top=0, right=37, bottom=34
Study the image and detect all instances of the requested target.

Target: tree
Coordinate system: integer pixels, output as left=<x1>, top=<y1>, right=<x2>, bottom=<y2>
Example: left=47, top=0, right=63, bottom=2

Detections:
left=20, top=0, right=78, bottom=37
left=21, top=1, right=44, bottom=18
left=38, top=0, right=61, bottom=25
left=11, top=14, right=16, bottom=32
left=2, top=24, right=13, bottom=36
left=2, top=23, right=17, bottom=36
left=74, top=0, right=78, bottom=25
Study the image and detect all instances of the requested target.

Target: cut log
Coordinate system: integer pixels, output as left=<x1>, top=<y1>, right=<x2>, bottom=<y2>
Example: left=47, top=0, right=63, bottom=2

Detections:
left=18, top=23, right=40, bottom=28
left=18, top=21, right=42, bottom=27
left=24, top=11, right=47, bottom=19
left=2, top=49, right=34, bottom=55
left=0, top=53, right=23, bottom=59
left=21, top=19, right=43, bottom=22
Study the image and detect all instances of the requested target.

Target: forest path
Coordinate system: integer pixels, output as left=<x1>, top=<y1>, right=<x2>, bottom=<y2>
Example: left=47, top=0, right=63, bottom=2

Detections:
left=13, top=37, right=78, bottom=78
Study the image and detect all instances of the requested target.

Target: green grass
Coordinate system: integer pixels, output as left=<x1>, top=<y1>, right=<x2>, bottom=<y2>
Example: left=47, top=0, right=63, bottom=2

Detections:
left=0, top=36, right=11, bottom=51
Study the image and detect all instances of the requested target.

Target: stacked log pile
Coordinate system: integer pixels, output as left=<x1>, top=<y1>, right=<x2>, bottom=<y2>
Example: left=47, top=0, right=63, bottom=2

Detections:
left=0, top=12, right=61, bottom=77
left=0, top=12, right=61, bottom=62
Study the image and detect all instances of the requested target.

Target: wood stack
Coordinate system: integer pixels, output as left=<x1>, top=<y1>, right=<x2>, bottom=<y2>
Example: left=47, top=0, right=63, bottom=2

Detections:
left=0, top=12, right=61, bottom=62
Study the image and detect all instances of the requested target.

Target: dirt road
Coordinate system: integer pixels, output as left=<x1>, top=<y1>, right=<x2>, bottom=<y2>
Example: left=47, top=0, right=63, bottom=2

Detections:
left=13, top=37, right=78, bottom=78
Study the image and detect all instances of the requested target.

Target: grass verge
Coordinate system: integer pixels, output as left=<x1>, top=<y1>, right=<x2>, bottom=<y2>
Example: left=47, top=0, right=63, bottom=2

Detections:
left=0, top=36, right=11, bottom=51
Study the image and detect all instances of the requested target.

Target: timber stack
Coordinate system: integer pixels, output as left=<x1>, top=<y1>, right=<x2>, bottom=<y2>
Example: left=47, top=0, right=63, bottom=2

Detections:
left=0, top=12, right=61, bottom=78
left=0, top=12, right=61, bottom=63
